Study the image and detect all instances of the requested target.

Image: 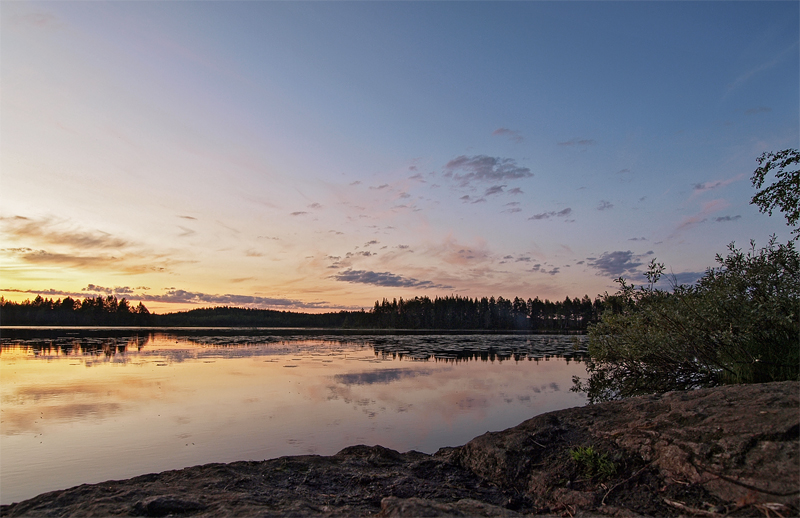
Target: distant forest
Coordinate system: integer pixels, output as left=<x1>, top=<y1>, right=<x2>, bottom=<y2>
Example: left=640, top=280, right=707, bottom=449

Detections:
left=1, top=294, right=605, bottom=331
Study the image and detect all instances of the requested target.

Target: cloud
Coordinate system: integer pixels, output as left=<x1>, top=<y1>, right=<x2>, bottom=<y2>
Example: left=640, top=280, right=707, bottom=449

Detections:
left=331, top=269, right=453, bottom=289
left=443, top=155, right=532, bottom=187
left=349, top=181, right=361, bottom=186
left=1, top=215, right=130, bottom=249
left=3, top=249, right=160, bottom=274
left=597, top=200, right=613, bottom=211
left=617, top=169, right=632, bottom=175
left=139, top=289, right=331, bottom=309
left=13, top=11, right=60, bottom=28
left=492, top=128, right=523, bottom=143
left=587, top=251, right=644, bottom=277
left=558, top=138, right=596, bottom=146
left=692, top=173, right=744, bottom=193
left=484, top=185, right=505, bottom=196
left=308, top=203, right=323, bottom=209
left=745, top=106, right=771, bottom=115
left=628, top=237, right=647, bottom=241
left=178, top=215, right=197, bottom=220
left=177, top=226, right=195, bottom=237
left=672, top=199, right=730, bottom=236
left=714, top=215, right=741, bottom=222
left=409, top=173, right=426, bottom=182
left=370, top=184, right=390, bottom=190
left=83, top=284, right=134, bottom=295
left=363, top=240, right=379, bottom=247
left=2, top=285, right=142, bottom=300
left=460, top=195, right=486, bottom=204
left=507, top=187, right=523, bottom=195
left=528, top=208, right=572, bottom=220
left=2, top=287, right=86, bottom=298
left=530, top=264, right=560, bottom=275
left=726, top=43, right=797, bottom=95
left=290, top=211, right=308, bottom=216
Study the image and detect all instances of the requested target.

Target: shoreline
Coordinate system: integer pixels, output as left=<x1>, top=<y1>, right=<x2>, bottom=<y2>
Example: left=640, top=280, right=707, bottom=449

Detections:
left=3, top=381, right=797, bottom=517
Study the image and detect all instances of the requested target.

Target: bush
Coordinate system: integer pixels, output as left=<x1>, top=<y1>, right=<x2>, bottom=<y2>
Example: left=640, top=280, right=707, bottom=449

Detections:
left=570, top=446, right=616, bottom=481
left=574, top=238, right=799, bottom=403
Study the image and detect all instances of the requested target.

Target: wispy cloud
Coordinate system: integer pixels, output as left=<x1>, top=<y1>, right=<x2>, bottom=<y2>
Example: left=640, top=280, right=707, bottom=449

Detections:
left=12, top=11, right=60, bottom=29
left=528, top=208, right=572, bottom=220
left=672, top=199, right=730, bottom=237
left=558, top=138, right=596, bottom=146
left=726, top=42, right=798, bottom=95
left=597, top=200, right=613, bottom=211
left=139, top=289, right=331, bottom=309
left=714, top=215, right=741, bottom=222
left=331, top=269, right=453, bottom=289
left=290, top=211, right=308, bottom=216
left=460, top=195, right=486, bottom=204
left=691, top=173, right=744, bottom=193
left=177, top=226, right=195, bottom=237
left=2, top=248, right=165, bottom=274
left=443, top=155, right=532, bottom=187
left=492, top=128, right=523, bottom=143
left=745, top=106, right=771, bottom=115
left=3, top=286, right=339, bottom=310
left=484, top=185, right=505, bottom=196
left=1, top=215, right=130, bottom=249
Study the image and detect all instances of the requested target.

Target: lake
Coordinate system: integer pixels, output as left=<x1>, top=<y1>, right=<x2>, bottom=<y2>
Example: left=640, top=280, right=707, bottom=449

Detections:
left=0, top=328, right=589, bottom=505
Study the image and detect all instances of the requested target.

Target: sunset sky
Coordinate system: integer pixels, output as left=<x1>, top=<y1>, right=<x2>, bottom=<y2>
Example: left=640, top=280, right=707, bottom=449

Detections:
left=2, top=2, right=798, bottom=313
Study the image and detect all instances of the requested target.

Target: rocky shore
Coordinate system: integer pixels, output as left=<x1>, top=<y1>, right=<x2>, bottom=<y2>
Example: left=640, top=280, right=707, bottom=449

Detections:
left=3, top=381, right=797, bottom=517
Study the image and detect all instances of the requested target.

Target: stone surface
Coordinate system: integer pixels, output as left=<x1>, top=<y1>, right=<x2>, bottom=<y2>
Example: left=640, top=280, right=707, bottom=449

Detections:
left=2, top=381, right=797, bottom=517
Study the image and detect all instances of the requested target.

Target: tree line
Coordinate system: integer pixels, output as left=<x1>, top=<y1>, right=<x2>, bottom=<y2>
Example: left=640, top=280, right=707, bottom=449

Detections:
left=1, top=293, right=604, bottom=331
left=0, top=295, right=151, bottom=326
left=350, top=294, right=603, bottom=330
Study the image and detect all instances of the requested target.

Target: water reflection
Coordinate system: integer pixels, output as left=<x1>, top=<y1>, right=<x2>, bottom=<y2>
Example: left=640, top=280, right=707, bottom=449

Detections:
left=1, top=330, right=588, bottom=505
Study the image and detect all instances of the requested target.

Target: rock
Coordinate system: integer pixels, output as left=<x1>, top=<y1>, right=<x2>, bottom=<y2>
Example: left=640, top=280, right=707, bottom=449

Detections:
left=2, top=381, right=797, bottom=517
left=377, top=496, right=523, bottom=517
left=451, top=380, right=799, bottom=515
left=132, top=495, right=207, bottom=516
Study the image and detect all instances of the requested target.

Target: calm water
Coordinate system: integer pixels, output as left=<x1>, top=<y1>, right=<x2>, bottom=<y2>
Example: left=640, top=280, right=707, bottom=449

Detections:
left=0, top=329, right=589, bottom=505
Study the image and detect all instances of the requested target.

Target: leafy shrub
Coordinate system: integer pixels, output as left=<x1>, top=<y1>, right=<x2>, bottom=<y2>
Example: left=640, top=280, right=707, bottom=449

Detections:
left=575, top=239, right=799, bottom=403
left=570, top=446, right=616, bottom=481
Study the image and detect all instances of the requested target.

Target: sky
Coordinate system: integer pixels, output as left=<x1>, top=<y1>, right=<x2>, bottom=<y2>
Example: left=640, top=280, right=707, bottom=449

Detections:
left=1, top=1, right=798, bottom=314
